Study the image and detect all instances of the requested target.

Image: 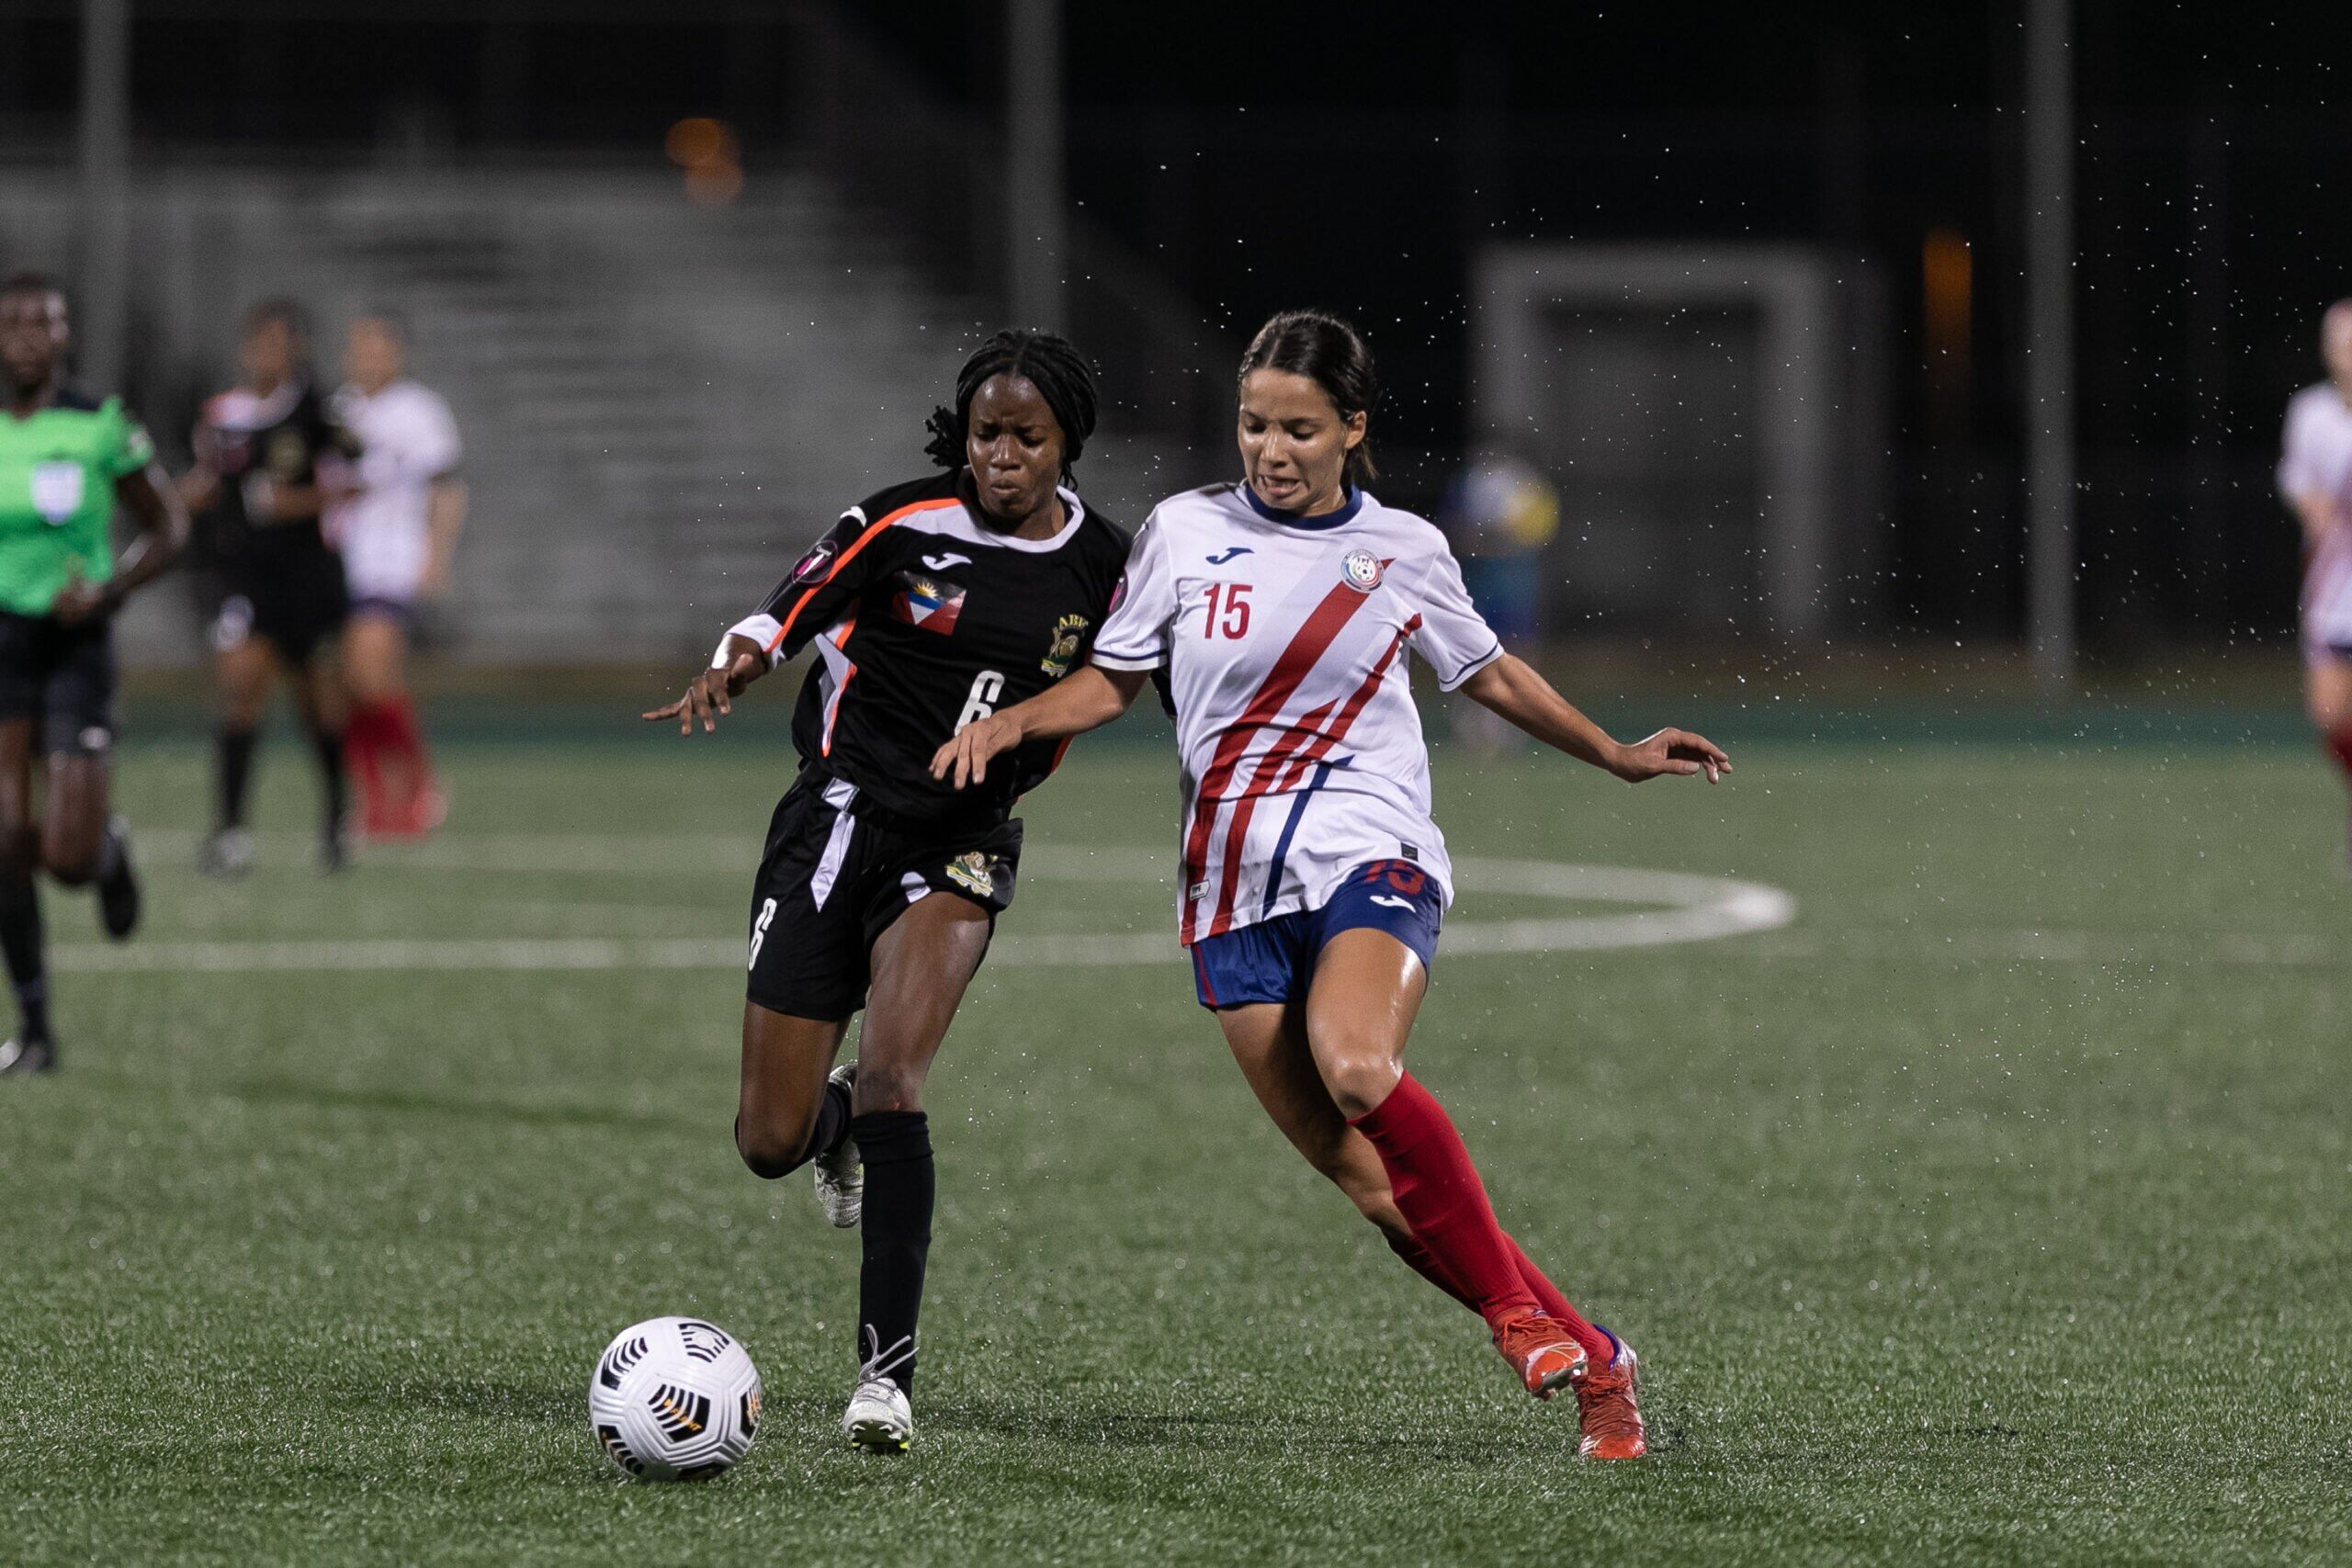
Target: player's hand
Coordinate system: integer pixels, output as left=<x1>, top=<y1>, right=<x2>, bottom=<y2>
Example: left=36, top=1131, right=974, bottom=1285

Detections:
left=50, top=571, right=116, bottom=628
left=641, top=655, right=759, bottom=736
left=1610, top=728, right=1730, bottom=784
left=930, top=713, right=1022, bottom=789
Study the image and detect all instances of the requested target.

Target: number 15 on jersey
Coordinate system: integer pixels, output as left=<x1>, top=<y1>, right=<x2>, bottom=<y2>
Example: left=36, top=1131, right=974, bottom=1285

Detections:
left=1203, top=582, right=1251, bottom=640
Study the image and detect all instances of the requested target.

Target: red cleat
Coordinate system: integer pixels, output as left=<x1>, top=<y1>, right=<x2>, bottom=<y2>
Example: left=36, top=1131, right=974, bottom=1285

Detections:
left=1492, top=1313, right=1588, bottom=1400
left=1570, top=1329, right=1646, bottom=1459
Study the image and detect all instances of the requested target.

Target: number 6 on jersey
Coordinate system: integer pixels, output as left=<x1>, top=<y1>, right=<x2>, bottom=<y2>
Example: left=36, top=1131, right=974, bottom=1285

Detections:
left=956, top=670, right=1006, bottom=730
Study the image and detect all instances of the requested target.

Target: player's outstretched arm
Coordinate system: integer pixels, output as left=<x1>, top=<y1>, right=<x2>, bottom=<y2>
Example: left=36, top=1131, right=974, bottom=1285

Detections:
left=931, top=664, right=1149, bottom=789
left=641, top=634, right=769, bottom=737
left=1459, top=652, right=1729, bottom=784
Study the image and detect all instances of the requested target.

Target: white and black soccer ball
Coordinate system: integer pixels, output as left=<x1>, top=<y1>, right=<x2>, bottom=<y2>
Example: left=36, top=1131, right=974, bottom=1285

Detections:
left=588, top=1316, right=762, bottom=1482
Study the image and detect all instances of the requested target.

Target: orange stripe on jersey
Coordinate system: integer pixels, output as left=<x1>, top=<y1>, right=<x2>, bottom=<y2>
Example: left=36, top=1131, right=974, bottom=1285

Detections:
left=766, top=497, right=964, bottom=655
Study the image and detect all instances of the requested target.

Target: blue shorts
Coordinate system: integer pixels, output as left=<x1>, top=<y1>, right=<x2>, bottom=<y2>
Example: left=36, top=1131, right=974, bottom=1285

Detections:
left=1190, top=858, right=1443, bottom=1009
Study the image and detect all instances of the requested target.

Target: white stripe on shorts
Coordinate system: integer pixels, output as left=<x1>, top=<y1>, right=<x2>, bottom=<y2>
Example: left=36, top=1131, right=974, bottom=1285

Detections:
left=810, top=780, right=859, bottom=910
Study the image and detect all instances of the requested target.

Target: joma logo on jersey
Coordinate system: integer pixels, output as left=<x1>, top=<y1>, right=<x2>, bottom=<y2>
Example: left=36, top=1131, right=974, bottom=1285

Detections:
left=890, top=570, right=966, bottom=634
left=1041, top=613, right=1089, bottom=678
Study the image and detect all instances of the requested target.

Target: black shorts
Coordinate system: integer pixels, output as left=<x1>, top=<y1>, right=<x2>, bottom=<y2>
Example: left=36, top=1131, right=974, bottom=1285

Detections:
left=0, top=611, right=118, bottom=757
left=209, top=548, right=348, bottom=665
left=745, top=771, right=1023, bottom=1021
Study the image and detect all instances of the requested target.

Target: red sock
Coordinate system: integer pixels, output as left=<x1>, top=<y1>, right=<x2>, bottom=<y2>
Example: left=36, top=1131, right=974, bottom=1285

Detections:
left=1504, top=1235, right=1613, bottom=1363
left=2327, top=724, right=2352, bottom=785
left=344, top=703, right=389, bottom=824
left=1349, top=1074, right=1538, bottom=1330
left=1384, top=1228, right=1477, bottom=1313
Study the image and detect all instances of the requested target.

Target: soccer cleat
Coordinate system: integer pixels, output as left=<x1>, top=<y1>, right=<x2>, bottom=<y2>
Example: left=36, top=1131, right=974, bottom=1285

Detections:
left=842, top=1377, right=912, bottom=1453
left=198, top=827, right=255, bottom=880
left=1570, top=1329, right=1646, bottom=1460
left=95, top=816, right=139, bottom=940
left=1493, top=1312, right=1589, bottom=1400
left=0, top=1036, right=56, bottom=1076
left=814, top=1063, right=862, bottom=1227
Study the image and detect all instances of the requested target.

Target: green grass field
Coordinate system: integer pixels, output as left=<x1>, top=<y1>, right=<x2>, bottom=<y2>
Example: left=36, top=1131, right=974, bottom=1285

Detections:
left=3, top=716, right=2347, bottom=1565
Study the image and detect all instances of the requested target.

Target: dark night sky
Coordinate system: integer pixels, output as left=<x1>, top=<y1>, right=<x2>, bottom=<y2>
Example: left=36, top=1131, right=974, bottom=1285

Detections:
left=4, top=0, right=2347, bottom=636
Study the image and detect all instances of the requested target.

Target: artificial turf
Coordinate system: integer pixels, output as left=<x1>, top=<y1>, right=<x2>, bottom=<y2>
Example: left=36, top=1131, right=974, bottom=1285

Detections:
left=2, top=721, right=2346, bottom=1565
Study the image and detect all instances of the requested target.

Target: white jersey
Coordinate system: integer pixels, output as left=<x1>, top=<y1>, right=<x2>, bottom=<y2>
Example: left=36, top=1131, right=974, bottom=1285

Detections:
left=327, top=378, right=461, bottom=603
left=1092, top=483, right=1503, bottom=946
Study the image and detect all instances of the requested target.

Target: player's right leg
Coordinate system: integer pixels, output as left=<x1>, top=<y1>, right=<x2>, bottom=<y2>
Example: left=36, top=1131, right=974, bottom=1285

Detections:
left=201, top=620, right=272, bottom=878
left=0, top=715, right=51, bottom=1075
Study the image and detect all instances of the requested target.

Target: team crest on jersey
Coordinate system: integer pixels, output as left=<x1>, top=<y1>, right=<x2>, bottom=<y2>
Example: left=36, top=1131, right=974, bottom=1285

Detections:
left=944, top=851, right=996, bottom=897
left=1342, top=548, right=1385, bottom=592
left=29, top=460, right=85, bottom=524
left=891, top=570, right=967, bottom=635
left=1040, top=613, right=1089, bottom=678
left=266, top=428, right=310, bottom=480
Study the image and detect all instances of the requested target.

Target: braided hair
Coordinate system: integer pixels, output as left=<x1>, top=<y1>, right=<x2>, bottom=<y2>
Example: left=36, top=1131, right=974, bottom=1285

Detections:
left=922, top=330, right=1100, bottom=477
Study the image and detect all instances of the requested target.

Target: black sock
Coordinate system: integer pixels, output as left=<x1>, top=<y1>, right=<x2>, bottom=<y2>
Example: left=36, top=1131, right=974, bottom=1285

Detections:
left=852, top=1110, right=933, bottom=1395
left=812, top=1074, right=852, bottom=1159
left=0, top=871, right=48, bottom=1043
left=313, top=728, right=347, bottom=836
left=96, top=818, right=126, bottom=885
left=216, top=727, right=257, bottom=830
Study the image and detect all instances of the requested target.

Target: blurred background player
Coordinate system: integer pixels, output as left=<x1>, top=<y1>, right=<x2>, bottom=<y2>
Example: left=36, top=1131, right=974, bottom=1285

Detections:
left=329, top=311, right=465, bottom=839
left=181, top=300, right=361, bottom=875
left=2277, top=299, right=2352, bottom=863
left=0, top=273, right=188, bottom=1076
left=1437, top=446, right=1559, bottom=754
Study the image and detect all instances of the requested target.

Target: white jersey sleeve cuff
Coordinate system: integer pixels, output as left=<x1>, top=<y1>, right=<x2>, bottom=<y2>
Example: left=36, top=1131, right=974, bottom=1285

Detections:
left=1437, top=641, right=1506, bottom=692
left=1089, top=649, right=1169, bottom=671
left=720, top=614, right=784, bottom=669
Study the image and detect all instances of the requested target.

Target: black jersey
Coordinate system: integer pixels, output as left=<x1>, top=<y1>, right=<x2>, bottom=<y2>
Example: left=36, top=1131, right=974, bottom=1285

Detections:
left=189, top=378, right=359, bottom=576
left=745, top=470, right=1130, bottom=827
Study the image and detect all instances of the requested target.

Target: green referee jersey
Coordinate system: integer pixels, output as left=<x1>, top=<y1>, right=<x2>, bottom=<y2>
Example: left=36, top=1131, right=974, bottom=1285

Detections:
left=0, top=388, right=153, bottom=616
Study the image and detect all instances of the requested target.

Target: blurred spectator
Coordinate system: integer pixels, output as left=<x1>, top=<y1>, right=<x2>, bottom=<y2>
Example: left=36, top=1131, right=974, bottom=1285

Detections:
left=1438, top=448, right=1558, bottom=753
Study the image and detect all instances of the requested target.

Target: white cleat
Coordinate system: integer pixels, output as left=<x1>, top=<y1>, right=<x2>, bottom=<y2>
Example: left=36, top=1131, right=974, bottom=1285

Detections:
left=814, top=1063, right=862, bottom=1228
left=842, top=1377, right=912, bottom=1453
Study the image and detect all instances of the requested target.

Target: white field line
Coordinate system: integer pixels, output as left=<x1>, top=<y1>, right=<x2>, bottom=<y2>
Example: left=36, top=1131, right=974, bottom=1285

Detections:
left=56, top=839, right=1799, bottom=972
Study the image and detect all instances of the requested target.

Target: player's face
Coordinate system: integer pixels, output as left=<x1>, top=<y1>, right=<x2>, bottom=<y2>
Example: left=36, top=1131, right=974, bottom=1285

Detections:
left=2325, top=310, right=2352, bottom=388
left=0, top=289, right=68, bottom=393
left=241, top=318, right=298, bottom=388
left=965, top=373, right=1066, bottom=524
left=345, top=320, right=404, bottom=391
left=1238, top=368, right=1365, bottom=515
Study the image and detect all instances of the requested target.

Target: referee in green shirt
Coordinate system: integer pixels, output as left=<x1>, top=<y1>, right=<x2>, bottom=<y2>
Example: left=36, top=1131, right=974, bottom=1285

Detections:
left=0, top=272, right=188, bottom=1076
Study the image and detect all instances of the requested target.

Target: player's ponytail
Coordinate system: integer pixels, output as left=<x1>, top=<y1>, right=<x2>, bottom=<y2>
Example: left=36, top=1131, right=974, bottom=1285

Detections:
left=923, top=329, right=1101, bottom=478
left=1239, top=309, right=1379, bottom=487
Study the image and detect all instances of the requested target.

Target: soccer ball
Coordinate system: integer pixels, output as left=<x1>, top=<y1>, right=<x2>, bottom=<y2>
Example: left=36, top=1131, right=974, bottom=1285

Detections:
left=588, top=1316, right=762, bottom=1481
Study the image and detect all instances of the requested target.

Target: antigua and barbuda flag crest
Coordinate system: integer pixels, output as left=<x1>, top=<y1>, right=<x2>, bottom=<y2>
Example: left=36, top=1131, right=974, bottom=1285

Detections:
left=890, top=571, right=967, bottom=635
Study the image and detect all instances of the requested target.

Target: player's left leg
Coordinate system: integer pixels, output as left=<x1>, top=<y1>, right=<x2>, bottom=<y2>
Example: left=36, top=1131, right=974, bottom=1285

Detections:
left=2305, top=653, right=2352, bottom=861
left=0, top=717, right=50, bottom=1074
left=1217, top=999, right=1476, bottom=1310
left=345, top=604, right=436, bottom=837
left=838, top=891, right=993, bottom=1451
left=1306, top=924, right=1645, bottom=1452
left=34, top=620, right=136, bottom=938
left=288, top=647, right=352, bottom=873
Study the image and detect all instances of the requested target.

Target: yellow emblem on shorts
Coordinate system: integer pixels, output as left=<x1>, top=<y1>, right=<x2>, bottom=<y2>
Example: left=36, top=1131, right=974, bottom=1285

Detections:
left=944, top=851, right=995, bottom=898
left=1041, top=613, right=1089, bottom=678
